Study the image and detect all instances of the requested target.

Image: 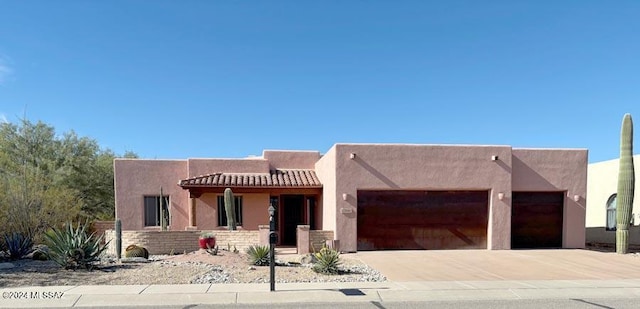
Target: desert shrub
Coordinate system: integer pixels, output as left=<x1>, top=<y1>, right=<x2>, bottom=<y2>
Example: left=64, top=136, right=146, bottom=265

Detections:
left=44, top=221, right=109, bottom=270
left=312, top=246, right=341, bottom=275
left=3, top=232, right=34, bottom=260
left=32, top=249, right=49, bottom=260
left=206, top=245, right=219, bottom=256
left=246, top=245, right=270, bottom=266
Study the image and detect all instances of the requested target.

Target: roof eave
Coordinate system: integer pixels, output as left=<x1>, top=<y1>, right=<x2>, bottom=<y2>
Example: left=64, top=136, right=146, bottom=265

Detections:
left=179, top=185, right=323, bottom=189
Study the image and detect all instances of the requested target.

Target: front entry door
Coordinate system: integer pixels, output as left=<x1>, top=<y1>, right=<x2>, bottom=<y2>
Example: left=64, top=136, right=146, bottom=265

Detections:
left=281, top=195, right=305, bottom=246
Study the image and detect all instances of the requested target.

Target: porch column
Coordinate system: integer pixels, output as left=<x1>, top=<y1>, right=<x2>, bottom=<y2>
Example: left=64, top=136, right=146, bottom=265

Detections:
left=259, top=225, right=270, bottom=246
left=189, top=197, right=197, bottom=227
left=296, top=225, right=310, bottom=254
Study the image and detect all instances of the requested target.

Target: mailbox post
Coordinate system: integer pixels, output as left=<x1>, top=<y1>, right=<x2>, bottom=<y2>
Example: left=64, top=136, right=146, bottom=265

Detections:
left=268, top=205, right=276, bottom=292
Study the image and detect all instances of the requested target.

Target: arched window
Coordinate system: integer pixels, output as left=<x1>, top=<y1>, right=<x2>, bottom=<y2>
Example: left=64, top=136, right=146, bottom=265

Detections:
left=606, top=194, right=617, bottom=231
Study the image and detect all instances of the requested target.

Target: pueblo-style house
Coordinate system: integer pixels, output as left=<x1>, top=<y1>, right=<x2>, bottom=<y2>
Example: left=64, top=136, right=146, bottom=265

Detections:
left=114, top=143, right=587, bottom=252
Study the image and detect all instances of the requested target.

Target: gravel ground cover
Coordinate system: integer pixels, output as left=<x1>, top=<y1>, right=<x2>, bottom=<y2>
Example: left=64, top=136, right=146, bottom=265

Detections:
left=0, top=249, right=386, bottom=287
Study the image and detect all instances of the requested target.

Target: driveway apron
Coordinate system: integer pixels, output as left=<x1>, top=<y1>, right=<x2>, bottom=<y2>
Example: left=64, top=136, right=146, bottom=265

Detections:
left=353, top=249, right=640, bottom=281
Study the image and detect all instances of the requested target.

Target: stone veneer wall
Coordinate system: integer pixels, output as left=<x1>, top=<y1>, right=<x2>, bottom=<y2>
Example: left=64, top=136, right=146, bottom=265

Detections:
left=104, top=230, right=329, bottom=255
left=309, top=230, right=334, bottom=252
left=104, top=230, right=260, bottom=255
left=206, top=230, right=260, bottom=252
left=104, top=230, right=200, bottom=255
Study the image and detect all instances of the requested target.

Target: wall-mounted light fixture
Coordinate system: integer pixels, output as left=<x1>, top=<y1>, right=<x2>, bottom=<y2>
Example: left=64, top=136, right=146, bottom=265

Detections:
left=566, top=192, right=580, bottom=202
left=350, top=153, right=356, bottom=159
left=342, top=193, right=348, bottom=201
left=491, top=155, right=499, bottom=161
left=498, top=192, right=505, bottom=200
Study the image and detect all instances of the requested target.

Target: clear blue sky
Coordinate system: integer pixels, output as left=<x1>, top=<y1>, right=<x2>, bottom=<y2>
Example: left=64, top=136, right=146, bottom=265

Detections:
left=1, top=1, right=639, bottom=162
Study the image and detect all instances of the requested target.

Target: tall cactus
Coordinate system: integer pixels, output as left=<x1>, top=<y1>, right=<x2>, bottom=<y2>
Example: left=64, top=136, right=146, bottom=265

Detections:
left=616, top=113, right=635, bottom=254
left=224, top=188, right=237, bottom=230
left=115, top=219, right=122, bottom=259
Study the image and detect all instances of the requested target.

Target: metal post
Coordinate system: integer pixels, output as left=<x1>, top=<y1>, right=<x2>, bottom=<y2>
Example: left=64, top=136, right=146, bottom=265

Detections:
left=269, top=241, right=275, bottom=291
left=268, top=205, right=276, bottom=292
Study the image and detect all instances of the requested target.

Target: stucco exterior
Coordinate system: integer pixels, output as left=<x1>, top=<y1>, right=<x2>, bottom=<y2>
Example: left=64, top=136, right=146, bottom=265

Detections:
left=114, top=143, right=588, bottom=252
left=586, top=155, right=640, bottom=245
left=315, top=146, right=337, bottom=233
left=114, top=160, right=189, bottom=230
left=512, top=149, right=588, bottom=248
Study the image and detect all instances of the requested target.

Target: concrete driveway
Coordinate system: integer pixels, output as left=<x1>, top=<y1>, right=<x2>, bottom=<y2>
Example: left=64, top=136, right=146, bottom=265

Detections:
left=353, top=249, right=640, bottom=281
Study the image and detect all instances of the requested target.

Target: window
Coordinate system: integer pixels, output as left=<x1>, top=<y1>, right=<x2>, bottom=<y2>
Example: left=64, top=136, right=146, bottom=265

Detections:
left=606, top=194, right=617, bottom=231
left=144, top=196, right=170, bottom=227
left=217, top=196, right=243, bottom=226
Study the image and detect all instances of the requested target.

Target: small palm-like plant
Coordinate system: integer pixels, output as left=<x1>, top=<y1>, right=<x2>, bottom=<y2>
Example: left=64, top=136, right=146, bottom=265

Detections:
left=44, top=221, right=109, bottom=270
left=246, top=244, right=270, bottom=266
left=313, top=246, right=341, bottom=275
left=3, top=232, right=34, bottom=260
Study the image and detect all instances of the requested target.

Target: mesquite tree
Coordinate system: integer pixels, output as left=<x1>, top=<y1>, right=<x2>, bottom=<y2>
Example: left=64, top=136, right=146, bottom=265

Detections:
left=616, top=113, right=635, bottom=254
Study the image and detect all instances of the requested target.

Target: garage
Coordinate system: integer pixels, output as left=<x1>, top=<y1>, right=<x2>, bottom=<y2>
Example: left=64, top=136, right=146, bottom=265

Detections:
left=511, top=192, right=564, bottom=249
left=357, top=190, right=489, bottom=250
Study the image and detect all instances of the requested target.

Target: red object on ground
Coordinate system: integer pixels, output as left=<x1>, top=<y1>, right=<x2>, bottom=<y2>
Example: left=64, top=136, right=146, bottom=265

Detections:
left=199, top=237, right=216, bottom=249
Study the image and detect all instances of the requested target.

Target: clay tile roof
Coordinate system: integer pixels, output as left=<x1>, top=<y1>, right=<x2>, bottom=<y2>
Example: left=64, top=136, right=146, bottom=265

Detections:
left=179, top=169, right=322, bottom=188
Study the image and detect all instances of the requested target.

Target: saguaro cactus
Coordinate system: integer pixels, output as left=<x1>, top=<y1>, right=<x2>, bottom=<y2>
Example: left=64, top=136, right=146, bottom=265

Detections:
left=160, top=187, right=168, bottom=231
left=115, top=219, right=122, bottom=259
left=616, top=113, right=635, bottom=254
left=224, top=188, right=237, bottom=230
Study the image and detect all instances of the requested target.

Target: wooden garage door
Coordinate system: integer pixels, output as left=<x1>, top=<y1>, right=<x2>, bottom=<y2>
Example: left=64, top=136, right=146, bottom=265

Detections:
left=357, top=190, right=489, bottom=250
left=511, top=192, right=564, bottom=249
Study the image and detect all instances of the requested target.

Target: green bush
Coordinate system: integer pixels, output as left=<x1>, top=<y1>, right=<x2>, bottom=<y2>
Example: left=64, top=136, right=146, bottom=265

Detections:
left=3, top=232, right=34, bottom=260
left=312, top=247, right=341, bottom=275
left=44, top=221, right=109, bottom=270
left=246, top=245, right=270, bottom=266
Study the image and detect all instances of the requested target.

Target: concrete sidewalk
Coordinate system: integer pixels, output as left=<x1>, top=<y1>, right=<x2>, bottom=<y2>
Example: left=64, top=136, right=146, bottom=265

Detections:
left=4, top=250, right=640, bottom=307
left=3, top=279, right=640, bottom=308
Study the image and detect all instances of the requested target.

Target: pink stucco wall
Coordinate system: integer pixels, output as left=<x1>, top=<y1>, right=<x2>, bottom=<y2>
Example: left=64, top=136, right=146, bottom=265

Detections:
left=114, top=159, right=188, bottom=230
left=263, top=150, right=321, bottom=169
left=315, top=146, right=338, bottom=233
left=313, top=144, right=587, bottom=252
left=116, top=151, right=323, bottom=232
left=115, top=145, right=587, bottom=252
left=188, top=158, right=269, bottom=177
left=324, top=144, right=513, bottom=252
left=195, top=193, right=217, bottom=230
left=512, top=149, right=588, bottom=248
left=196, top=193, right=270, bottom=230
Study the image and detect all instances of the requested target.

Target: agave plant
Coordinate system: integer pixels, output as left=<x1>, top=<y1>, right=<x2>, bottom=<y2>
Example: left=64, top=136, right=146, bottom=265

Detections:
left=312, top=246, right=341, bottom=275
left=44, top=221, right=109, bottom=270
left=3, top=232, right=34, bottom=260
left=246, top=244, right=270, bottom=266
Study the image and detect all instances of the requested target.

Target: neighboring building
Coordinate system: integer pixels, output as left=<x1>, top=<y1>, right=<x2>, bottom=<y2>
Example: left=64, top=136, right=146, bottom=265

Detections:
left=586, top=155, right=640, bottom=245
left=114, top=143, right=588, bottom=252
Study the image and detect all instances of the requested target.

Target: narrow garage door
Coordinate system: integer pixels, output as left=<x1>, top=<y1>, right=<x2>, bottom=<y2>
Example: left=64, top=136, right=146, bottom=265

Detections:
left=357, top=190, right=489, bottom=250
left=511, top=192, right=564, bottom=249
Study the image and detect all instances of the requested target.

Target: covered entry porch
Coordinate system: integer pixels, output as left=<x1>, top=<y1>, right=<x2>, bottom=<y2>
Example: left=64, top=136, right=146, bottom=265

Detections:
left=178, top=169, right=323, bottom=246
